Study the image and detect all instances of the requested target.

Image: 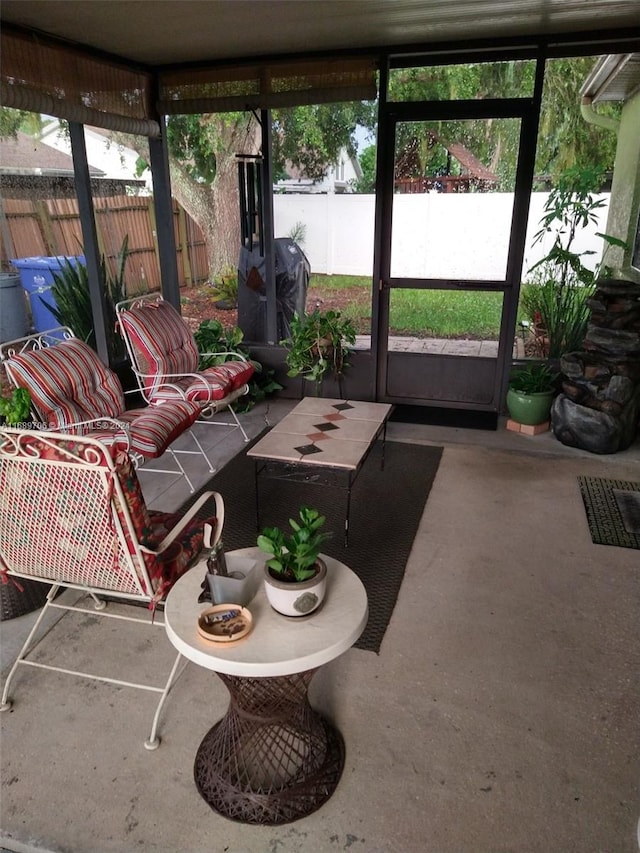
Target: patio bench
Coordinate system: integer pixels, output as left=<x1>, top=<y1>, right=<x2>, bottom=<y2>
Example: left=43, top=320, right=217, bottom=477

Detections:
left=0, top=328, right=213, bottom=492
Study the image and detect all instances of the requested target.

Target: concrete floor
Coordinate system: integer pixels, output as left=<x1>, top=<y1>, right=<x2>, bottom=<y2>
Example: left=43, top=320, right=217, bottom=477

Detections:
left=1, top=398, right=639, bottom=853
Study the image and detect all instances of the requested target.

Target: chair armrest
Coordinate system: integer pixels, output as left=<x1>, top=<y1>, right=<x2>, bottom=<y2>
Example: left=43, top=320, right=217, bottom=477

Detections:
left=140, top=490, right=225, bottom=555
left=199, top=350, right=250, bottom=363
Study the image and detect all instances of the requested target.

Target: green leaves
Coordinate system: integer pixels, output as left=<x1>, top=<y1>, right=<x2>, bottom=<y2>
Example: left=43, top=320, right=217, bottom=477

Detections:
left=0, top=387, right=32, bottom=425
left=523, top=165, right=628, bottom=358
left=282, top=307, right=356, bottom=390
left=45, top=236, right=131, bottom=363
left=257, top=506, right=331, bottom=582
left=193, top=319, right=282, bottom=411
left=509, top=363, right=557, bottom=394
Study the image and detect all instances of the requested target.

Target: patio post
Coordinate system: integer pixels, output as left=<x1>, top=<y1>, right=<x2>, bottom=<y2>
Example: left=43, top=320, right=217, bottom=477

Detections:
left=149, top=121, right=181, bottom=311
left=69, top=121, right=110, bottom=364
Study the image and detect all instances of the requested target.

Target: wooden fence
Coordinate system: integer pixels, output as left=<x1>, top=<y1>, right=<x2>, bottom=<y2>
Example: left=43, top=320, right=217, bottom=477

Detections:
left=0, top=195, right=209, bottom=292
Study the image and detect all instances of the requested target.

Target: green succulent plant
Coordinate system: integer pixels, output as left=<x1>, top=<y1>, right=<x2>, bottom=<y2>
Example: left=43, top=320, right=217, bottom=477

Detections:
left=257, top=506, right=332, bottom=583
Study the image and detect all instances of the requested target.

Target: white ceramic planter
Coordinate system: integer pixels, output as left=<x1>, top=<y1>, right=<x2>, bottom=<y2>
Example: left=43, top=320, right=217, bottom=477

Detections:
left=263, top=558, right=327, bottom=617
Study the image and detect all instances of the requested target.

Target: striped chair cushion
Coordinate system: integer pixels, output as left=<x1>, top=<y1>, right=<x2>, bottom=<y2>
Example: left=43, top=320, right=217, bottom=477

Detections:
left=117, top=401, right=200, bottom=458
left=151, top=361, right=255, bottom=403
left=8, top=337, right=200, bottom=458
left=118, top=300, right=200, bottom=394
left=8, top=338, right=125, bottom=428
left=119, top=299, right=254, bottom=403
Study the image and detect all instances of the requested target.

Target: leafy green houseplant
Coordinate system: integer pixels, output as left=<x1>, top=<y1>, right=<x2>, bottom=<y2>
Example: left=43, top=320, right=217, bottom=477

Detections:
left=521, top=166, right=627, bottom=359
left=193, top=319, right=282, bottom=411
left=0, top=387, right=32, bottom=426
left=208, top=265, right=238, bottom=309
left=257, top=506, right=332, bottom=616
left=282, top=307, right=356, bottom=394
left=506, top=362, right=558, bottom=426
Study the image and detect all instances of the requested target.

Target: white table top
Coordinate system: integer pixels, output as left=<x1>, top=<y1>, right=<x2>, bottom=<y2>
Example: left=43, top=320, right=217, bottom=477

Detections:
left=164, top=547, right=368, bottom=678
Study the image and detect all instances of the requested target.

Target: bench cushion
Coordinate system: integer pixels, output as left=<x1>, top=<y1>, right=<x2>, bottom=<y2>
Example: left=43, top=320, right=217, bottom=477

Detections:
left=8, top=338, right=124, bottom=427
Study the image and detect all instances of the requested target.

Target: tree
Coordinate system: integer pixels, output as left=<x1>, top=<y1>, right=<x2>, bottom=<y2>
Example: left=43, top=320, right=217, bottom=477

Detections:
left=0, top=108, right=43, bottom=139
left=385, top=56, right=620, bottom=190
left=355, top=144, right=377, bottom=193
left=534, top=57, right=620, bottom=180
left=126, top=101, right=376, bottom=278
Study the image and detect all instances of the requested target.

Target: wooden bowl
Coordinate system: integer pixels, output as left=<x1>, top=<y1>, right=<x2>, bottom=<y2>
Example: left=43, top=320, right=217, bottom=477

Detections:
left=197, top=604, right=252, bottom=643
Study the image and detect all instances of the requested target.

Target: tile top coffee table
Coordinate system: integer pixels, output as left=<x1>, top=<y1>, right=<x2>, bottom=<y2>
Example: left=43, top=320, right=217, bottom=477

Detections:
left=247, top=398, right=393, bottom=545
left=164, top=547, right=368, bottom=825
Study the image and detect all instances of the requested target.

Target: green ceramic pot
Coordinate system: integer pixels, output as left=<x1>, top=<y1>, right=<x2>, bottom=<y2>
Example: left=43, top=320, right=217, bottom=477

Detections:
left=506, top=388, right=555, bottom=426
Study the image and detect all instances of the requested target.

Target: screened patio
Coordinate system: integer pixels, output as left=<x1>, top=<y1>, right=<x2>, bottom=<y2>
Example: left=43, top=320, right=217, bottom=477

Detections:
left=1, top=3, right=639, bottom=851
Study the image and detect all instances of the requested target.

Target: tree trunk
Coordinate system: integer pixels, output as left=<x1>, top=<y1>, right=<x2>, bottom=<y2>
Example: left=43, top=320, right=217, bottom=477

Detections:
left=115, top=114, right=261, bottom=280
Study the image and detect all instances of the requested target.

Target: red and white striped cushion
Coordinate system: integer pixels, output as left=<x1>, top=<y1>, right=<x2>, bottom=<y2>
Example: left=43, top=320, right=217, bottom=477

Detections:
left=7, top=338, right=200, bottom=458
left=8, top=338, right=125, bottom=426
left=151, top=362, right=254, bottom=403
left=119, top=299, right=254, bottom=403
left=118, top=301, right=200, bottom=394
left=117, top=402, right=200, bottom=457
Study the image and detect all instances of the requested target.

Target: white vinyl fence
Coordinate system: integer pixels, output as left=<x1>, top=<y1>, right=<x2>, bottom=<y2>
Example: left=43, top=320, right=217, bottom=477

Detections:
left=273, top=192, right=610, bottom=281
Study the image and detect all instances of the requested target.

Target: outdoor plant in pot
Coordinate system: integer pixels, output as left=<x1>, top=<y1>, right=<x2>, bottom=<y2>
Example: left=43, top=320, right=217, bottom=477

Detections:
left=257, top=505, right=332, bottom=617
left=506, top=362, right=558, bottom=426
left=282, top=307, right=356, bottom=396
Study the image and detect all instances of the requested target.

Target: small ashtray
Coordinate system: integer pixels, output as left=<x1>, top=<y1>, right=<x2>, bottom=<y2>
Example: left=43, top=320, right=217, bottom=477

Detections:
left=197, top=604, right=252, bottom=643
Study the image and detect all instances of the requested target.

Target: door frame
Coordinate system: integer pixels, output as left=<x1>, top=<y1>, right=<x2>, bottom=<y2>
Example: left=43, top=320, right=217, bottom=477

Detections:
left=371, top=52, right=545, bottom=410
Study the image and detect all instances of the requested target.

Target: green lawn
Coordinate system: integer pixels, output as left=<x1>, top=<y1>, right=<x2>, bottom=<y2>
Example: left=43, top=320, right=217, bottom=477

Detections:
left=310, top=274, right=521, bottom=339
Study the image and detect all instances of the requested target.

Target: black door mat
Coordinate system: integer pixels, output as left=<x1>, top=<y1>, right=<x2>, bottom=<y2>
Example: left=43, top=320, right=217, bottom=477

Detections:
left=577, top=476, right=640, bottom=550
left=180, top=437, right=443, bottom=653
left=390, top=405, right=498, bottom=431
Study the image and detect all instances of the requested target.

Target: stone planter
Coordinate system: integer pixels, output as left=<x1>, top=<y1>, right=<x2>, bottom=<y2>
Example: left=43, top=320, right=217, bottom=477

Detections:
left=263, top=558, right=327, bottom=617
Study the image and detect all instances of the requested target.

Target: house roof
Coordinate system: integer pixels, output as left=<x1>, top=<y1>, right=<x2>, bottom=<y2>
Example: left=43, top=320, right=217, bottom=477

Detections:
left=580, top=52, right=640, bottom=101
left=437, top=138, right=498, bottom=182
left=1, top=1, right=639, bottom=69
left=0, top=131, right=104, bottom=176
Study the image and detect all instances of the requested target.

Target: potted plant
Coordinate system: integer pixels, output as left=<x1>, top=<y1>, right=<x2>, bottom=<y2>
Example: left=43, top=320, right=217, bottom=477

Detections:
left=193, top=319, right=283, bottom=412
left=506, top=362, right=558, bottom=426
left=208, top=265, right=238, bottom=309
left=257, top=505, right=332, bottom=616
left=521, top=165, right=627, bottom=360
left=46, top=235, right=131, bottom=365
left=0, top=387, right=32, bottom=426
left=282, top=307, right=356, bottom=396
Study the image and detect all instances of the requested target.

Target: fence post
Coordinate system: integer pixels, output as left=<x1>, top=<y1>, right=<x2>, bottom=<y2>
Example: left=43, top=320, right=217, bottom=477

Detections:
left=34, top=201, right=56, bottom=255
left=176, top=204, right=193, bottom=286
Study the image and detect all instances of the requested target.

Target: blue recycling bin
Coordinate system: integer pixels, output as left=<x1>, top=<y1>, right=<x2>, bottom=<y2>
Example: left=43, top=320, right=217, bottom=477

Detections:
left=10, top=255, right=86, bottom=335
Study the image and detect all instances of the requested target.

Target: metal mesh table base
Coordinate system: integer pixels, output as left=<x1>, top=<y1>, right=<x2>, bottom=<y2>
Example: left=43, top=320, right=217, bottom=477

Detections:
left=194, top=669, right=345, bottom=824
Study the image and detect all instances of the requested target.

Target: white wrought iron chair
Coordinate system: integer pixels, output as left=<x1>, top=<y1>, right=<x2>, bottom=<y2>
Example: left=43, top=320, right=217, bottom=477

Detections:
left=0, top=427, right=224, bottom=749
left=116, top=294, right=255, bottom=442
left=0, top=328, right=214, bottom=492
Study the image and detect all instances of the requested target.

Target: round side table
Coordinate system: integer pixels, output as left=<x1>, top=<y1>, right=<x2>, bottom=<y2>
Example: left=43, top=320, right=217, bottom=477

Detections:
left=164, top=547, right=368, bottom=825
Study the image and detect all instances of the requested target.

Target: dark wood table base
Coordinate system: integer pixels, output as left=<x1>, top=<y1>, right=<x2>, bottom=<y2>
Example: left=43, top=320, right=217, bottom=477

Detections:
left=194, top=670, right=346, bottom=824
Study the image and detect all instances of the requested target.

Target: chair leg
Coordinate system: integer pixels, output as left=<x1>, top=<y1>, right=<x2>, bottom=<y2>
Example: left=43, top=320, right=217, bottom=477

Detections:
left=1, top=587, right=189, bottom=748
left=187, top=429, right=216, bottom=473
left=1, top=584, right=61, bottom=711
left=228, top=404, right=250, bottom=442
left=145, top=651, right=188, bottom=750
